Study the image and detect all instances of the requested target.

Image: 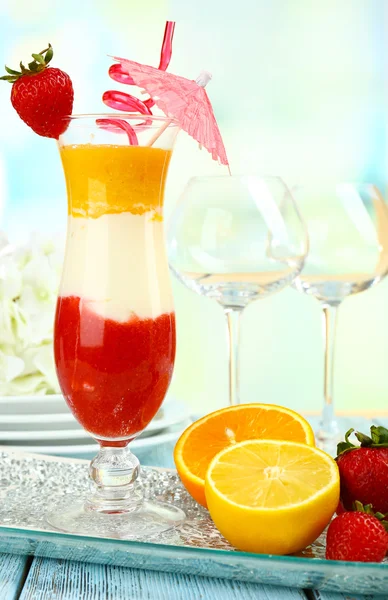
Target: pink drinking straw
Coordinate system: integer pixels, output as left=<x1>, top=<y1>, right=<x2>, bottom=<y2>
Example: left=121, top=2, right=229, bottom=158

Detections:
left=106, top=22, right=174, bottom=110
left=108, top=64, right=135, bottom=86
left=102, top=91, right=152, bottom=114
left=100, top=21, right=176, bottom=144
left=96, top=118, right=139, bottom=145
left=158, top=21, right=175, bottom=71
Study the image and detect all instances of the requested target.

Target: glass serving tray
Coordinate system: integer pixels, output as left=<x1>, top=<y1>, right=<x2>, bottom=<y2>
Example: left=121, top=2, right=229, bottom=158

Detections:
left=0, top=448, right=387, bottom=595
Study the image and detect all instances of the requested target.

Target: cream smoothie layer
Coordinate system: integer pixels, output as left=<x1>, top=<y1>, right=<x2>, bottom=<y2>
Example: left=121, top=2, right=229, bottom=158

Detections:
left=59, top=144, right=173, bottom=322
left=61, top=213, right=173, bottom=321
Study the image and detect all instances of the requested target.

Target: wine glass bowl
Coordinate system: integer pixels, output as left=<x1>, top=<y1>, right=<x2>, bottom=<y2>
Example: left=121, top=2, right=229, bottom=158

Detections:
left=293, top=183, right=388, bottom=305
left=292, top=182, right=388, bottom=451
left=168, top=175, right=308, bottom=406
left=169, top=176, right=307, bottom=309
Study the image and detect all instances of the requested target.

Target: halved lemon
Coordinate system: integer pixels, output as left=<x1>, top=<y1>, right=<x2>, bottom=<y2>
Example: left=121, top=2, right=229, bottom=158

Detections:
left=174, top=403, right=315, bottom=507
left=205, top=439, right=339, bottom=555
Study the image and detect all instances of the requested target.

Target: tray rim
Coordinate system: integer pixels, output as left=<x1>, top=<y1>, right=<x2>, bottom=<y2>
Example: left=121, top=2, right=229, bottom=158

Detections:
left=0, top=448, right=387, bottom=575
left=0, top=521, right=387, bottom=574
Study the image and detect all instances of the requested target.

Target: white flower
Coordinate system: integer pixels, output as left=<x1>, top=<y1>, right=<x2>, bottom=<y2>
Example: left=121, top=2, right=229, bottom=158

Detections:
left=0, top=255, right=22, bottom=300
left=0, top=231, right=64, bottom=396
left=4, top=374, right=47, bottom=396
left=0, top=348, right=24, bottom=383
left=0, top=298, right=17, bottom=346
left=33, top=343, right=60, bottom=393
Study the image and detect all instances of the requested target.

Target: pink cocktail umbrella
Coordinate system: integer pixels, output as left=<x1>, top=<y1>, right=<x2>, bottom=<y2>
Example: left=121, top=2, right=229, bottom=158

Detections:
left=114, top=58, right=229, bottom=167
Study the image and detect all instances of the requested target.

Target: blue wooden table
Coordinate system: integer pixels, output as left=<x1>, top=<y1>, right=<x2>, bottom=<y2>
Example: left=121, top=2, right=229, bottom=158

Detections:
left=1, top=552, right=385, bottom=599
left=2, top=553, right=385, bottom=599
left=1, top=414, right=387, bottom=599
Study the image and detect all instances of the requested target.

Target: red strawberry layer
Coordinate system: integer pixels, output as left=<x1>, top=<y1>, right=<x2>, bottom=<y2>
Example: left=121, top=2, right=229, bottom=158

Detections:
left=54, top=296, right=176, bottom=443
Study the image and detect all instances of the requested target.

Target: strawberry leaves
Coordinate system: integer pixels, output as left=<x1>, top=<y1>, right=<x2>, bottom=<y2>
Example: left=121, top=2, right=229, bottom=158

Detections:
left=353, top=500, right=388, bottom=532
left=337, top=425, right=388, bottom=456
left=337, top=428, right=358, bottom=454
left=5, top=66, right=20, bottom=76
left=31, top=53, right=46, bottom=65
left=370, top=425, right=388, bottom=445
left=1, top=44, right=53, bottom=83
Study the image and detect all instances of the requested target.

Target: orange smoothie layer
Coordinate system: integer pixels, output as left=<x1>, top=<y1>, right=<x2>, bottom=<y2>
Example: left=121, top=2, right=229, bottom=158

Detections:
left=60, top=144, right=172, bottom=218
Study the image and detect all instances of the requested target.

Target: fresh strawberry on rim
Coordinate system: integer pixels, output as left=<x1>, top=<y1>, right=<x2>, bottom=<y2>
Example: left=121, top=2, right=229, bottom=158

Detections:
left=1, top=44, right=74, bottom=139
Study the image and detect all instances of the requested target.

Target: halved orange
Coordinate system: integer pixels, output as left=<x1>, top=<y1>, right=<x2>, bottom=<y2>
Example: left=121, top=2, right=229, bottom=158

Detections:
left=205, top=440, right=339, bottom=555
left=174, top=403, right=315, bottom=507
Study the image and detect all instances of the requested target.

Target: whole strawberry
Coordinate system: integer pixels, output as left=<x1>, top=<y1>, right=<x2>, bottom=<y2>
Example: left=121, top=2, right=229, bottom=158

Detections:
left=326, top=509, right=388, bottom=562
left=336, top=426, right=388, bottom=515
left=1, top=44, right=73, bottom=139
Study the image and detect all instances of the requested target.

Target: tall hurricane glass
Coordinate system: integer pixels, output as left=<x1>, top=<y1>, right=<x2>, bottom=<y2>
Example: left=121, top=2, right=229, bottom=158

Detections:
left=47, top=114, right=184, bottom=538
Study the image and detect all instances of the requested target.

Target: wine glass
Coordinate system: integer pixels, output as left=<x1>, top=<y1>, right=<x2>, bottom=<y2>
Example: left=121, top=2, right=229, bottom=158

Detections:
left=292, top=182, right=388, bottom=453
left=168, top=175, right=308, bottom=406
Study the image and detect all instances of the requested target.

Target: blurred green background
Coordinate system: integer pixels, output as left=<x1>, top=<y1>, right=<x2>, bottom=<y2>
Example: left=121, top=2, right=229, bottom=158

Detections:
left=0, top=0, right=387, bottom=414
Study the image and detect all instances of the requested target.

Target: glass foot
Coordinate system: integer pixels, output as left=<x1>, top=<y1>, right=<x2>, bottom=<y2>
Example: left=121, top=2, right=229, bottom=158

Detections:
left=314, top=404, right=341, bottom=456
left=46, top=498, right=185, bottom=539
left=315, top=422, right=341, bottom=457
left=46, top=445, right=185, bottom=539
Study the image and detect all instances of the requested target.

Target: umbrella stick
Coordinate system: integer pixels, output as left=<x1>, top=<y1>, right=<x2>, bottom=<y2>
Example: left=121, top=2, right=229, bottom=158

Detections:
left=146, top=119, right=173, bottom=147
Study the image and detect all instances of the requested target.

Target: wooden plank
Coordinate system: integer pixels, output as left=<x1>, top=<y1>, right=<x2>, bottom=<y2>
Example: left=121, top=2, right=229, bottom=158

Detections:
left=308, top=591, right=379, bottom=600
left=0, top=553, right=30, bottom=600
left=19, top=556, right=307, bottom=599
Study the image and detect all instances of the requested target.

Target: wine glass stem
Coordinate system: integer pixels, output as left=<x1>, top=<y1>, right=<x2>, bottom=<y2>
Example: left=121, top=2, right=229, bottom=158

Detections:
left=320, top=304, right=340, bottom=442
left=224, top=308, right=243, bottom=406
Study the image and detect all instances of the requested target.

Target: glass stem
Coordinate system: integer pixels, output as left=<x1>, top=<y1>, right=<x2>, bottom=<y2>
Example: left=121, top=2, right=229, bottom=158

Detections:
left=224, top=308, right=243, bottom=406
left=319, top=304, right=340, bottom=442
left=86, top=446, right=142, bottom=513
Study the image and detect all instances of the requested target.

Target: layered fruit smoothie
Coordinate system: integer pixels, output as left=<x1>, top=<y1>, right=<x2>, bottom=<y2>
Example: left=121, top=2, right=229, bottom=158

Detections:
left=54, top=145, right=175, bottom=444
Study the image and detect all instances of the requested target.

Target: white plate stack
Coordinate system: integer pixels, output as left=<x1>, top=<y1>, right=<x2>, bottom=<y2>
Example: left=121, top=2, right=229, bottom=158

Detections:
left=0, top=394, right=191, bottom=462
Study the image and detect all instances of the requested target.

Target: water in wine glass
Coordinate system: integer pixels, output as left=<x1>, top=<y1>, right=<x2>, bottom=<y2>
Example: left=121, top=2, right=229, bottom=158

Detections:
left=177, top=269, right=302, bottom=307
left=293, top=182, right=388, bottom=452
left=295, top=272, right=385, bottom=306
left=168, top=175, right=308, bottom=404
